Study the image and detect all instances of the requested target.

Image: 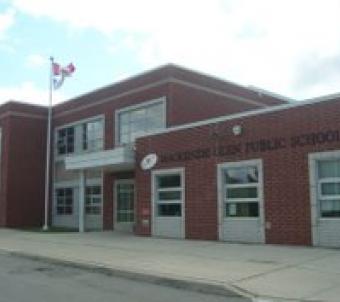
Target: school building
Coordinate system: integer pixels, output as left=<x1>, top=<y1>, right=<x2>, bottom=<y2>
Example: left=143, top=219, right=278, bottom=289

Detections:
left=1, top=64, right=340, bottom=248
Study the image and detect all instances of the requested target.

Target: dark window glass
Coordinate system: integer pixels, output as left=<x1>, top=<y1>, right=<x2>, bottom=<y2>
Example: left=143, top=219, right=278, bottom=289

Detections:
left=320, top=200, right=340, bottom=217
left=226, top=187, right=258, bottom=199
left=158, top=175, right=181, bottom=188
left=57, top=127, right=74, bottom=155
left=157, top=204, right=181, bottom=217
left=225, top=202, right=259, bottom=217
left=158, top=191, right=181, bottom=201
left=56, top=188, right=73, bottom=215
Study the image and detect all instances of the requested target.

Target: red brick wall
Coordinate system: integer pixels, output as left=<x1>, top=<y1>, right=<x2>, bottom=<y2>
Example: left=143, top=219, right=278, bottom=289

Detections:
left=52, top=77, right=275, bottom=231
left=167, top=82, right=261, bottom=127
left=0, top=116, right=10, bottom=226
left=135, top=98, right=340, bottom=245
left=5, top=115, right=47, bottom=227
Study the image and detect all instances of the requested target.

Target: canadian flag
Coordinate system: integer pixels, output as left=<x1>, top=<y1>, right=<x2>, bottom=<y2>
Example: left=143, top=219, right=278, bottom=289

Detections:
left=52, top=62, right=76, bottom=89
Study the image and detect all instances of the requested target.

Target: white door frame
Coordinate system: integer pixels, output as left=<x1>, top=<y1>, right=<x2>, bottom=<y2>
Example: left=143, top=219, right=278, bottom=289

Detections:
left=151, top=167, right=185, bottom=238
left=217, top=158, right=265, bottom=243
left=114, top=179, right=135, bottom=232
left=308, top=150, right=340, bottom=247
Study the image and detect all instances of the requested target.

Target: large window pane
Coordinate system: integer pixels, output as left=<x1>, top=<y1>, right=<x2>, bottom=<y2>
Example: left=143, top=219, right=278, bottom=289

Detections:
left=57, top=127, right=74, bottom=155
left=158, top=191, right=181, bottom=201
left=158, top=175, right=181, bottom=188
left=321, top=183, right=340, bottom=195
left=157, top=204, right=181, bottom=216
left=225, top=167, right=258, bottom=184
left=83, top=120, right=103, bottom=151
left=318, top=160, right=340, bottom=178
left=226, top=202, right=259, bottom=217
left=118, top=101, right=165, bottom=144
left=321, top=200, right=340, bottom=217
left=226, top=187, right=258, bottom=199
left=85, top=185, right=102, bottom=215
left=56, top=187, right=73, bottom=215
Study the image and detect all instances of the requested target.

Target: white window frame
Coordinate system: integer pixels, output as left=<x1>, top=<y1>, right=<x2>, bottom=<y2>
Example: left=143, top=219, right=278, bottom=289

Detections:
left=114, top=97, right=166, bottom=146
left=56, top=126, right=75, bottom=156
left=54, top=114, right=105, bottom=160
left=310, top=151, right=340, bottom=219
left=85, top=185, right=102, bottom=215
left=151, top=167, right=185, bottom=235
left=82, top=119, right=104, bottom=153
left=217, top=159, right=265, bottom=240
left=55, top=187, right=74, bottom=216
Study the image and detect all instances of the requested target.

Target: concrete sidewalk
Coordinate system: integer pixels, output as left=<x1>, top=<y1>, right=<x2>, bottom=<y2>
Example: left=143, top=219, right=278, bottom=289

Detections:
left=0, top=229, right=339, bottom=302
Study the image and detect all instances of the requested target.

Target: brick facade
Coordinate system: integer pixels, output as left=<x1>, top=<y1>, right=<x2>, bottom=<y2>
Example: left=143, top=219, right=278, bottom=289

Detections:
left=135, top=97, right=340, bottom=245
left=6, top=64, right=335, bottom=247
left=0, top=102, right=47, bottom=227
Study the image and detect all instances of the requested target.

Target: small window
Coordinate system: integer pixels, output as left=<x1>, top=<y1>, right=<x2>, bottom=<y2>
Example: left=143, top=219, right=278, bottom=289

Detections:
left=226, top=202, right=259, bottom=217
left=56, top=188, right=73, bottom=215
left=155, top=171, right=183, bottom=217
left=85, top=185, right=102, bottom=215
left=57, top=127, right=74, bottom=155
left=223, top=165, right=260, bottom=218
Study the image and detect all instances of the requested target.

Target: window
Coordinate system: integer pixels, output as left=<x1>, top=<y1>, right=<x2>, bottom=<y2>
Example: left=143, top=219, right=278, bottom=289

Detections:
left=56, top=188, right=73, bottom=215
left=82, top=120, right=103, bottom=152
left=118, top=100, right=165, bottom=144
left=223, top=166, right=259, bottom=217
left=57, top=127, right=74, bottom=155
left=85, top=185, right=102, bottom=215
left=318, top=160, right=340, bottom=218
left=155, top=172, right=183, bottom=217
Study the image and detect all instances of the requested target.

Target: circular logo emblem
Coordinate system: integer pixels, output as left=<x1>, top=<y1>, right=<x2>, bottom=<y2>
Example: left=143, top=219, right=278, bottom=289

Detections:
left=140, top=153, right=158, bottom=170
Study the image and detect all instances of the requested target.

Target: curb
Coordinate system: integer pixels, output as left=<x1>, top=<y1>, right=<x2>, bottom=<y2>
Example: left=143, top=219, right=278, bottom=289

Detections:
left=6, top=250, right=252, bottom=300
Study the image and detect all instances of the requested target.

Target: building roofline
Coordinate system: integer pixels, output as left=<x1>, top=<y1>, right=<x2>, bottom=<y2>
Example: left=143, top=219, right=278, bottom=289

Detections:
left=139, top=93, right=340, bottom=139
left=55, top=63, right=175, bottom=107
left=165, top=63, right=291, bottom=103
left=53, top=63, right=290, bottom=112
left=247, top=85, right=295, bottom=103
left=0, top=100, right=47, bottom=110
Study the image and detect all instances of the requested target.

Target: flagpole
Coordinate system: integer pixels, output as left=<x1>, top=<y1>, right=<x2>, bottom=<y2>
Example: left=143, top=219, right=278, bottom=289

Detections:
left=43, top=56, right=53, bottom=231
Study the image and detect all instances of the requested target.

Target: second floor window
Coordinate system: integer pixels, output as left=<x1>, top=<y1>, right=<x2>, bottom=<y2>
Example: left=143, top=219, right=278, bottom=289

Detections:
left=82, top=120, right=104, bottom=152
left=56, top=118, right=104, bottom=156
left=57, top=127, right=74, bottom=155
left=117, top=100, right=165, bottom=145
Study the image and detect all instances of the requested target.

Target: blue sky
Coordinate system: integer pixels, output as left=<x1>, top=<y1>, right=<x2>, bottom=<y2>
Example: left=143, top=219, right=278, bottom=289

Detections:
left=1, top=0, right=340, bottom=105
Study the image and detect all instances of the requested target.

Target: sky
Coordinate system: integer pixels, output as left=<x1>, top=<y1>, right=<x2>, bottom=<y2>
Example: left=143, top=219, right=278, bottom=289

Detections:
left=1, top=0, right=340, bottom=106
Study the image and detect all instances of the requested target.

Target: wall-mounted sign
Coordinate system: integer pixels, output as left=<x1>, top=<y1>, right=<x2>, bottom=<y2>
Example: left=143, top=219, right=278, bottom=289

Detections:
left=141, top=153, right=158, bottom=170
left=159, top=129, right=340, bottom=163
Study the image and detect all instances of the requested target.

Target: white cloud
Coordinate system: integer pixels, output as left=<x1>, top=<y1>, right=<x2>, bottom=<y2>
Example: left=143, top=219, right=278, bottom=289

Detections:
left=0, top=8, right=15, bottom=40
left=0, top=82, right=66, bottom=106
left=26, top=53, right=46, bottom=68
left=10, top=0, right=340, bottom=99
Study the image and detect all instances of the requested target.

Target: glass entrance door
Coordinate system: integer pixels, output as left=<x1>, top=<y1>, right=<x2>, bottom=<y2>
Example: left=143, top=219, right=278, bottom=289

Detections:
left=115, top=180, right=134, bottom=232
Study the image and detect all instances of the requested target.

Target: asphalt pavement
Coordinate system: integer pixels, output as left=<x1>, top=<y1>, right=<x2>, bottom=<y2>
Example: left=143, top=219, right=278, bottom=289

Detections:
left=0, top=252, right=249, bottom=302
